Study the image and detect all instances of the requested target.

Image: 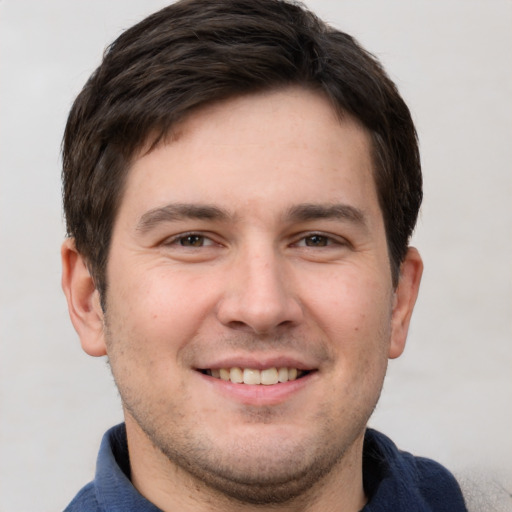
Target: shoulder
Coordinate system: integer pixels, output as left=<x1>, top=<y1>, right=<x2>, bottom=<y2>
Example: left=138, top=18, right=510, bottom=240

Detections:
left=63, top=424, right=162, bottom=512
left=363, top=429, right=467, bottom=511
left=402, top=452, right=466, bottom=509
left=63, top=482, right=100, bottom=512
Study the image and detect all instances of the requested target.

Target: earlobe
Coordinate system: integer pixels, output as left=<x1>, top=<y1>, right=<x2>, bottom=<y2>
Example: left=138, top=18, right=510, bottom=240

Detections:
left=388, top=247, right=423, bottom=359
left=61, top=238, right=107, bottom=357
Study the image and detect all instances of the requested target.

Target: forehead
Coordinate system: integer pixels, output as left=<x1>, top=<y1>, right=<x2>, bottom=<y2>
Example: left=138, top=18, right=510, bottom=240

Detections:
left=119, top=87, right=380, bottom=226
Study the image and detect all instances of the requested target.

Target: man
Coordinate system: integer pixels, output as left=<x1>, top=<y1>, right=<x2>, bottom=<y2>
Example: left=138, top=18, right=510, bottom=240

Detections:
left=60, top=0, right=467, bottom=510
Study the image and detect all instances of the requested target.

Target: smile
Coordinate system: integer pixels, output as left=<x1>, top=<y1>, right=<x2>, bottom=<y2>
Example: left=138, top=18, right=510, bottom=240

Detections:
left=200, top=367, right=309, bottom=385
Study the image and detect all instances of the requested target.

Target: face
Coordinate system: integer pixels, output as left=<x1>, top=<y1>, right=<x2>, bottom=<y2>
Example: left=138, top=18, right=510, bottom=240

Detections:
left=66, top=87, right=421, bottom=506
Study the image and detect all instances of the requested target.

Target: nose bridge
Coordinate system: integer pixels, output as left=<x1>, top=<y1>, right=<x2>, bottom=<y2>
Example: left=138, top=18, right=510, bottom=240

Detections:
left=217, top=240, right=302, bottom=333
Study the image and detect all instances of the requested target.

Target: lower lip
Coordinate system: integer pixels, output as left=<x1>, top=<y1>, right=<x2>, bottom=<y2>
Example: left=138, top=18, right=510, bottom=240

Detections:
left=197, top=371, right=316, bottom=406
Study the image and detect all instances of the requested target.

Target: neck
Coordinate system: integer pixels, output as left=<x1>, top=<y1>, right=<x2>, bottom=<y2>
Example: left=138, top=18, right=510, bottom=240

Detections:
left=125, top=416, right=367, bottom=512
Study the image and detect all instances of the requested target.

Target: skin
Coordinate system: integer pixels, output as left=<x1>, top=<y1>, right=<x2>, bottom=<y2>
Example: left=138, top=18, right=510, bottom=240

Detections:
left=62, top=87, right=423, bottom=512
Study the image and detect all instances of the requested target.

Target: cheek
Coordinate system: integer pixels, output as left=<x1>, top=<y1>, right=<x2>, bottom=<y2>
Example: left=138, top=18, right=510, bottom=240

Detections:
left=106, top=264, right=218, bottom=357
left=304, top=266, right=393, bottom=342
left=302, top=265, right=393, bottom=400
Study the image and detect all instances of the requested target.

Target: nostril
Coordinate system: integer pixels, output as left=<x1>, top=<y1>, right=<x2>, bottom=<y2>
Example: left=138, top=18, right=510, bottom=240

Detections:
left=228, top=320, right=248, bottom=330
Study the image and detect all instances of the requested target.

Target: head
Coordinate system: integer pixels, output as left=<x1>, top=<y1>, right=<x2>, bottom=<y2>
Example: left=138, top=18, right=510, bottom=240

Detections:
left=61, top=1, right=423, bottom=508
left=62, top=0, right=421, bottom=301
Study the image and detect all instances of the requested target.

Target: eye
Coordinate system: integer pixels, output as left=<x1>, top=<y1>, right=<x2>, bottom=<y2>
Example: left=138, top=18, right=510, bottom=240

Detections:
left=180, top=234, right=207, bottom=247
left=165, top=233, right=216, bottom=247
left=295, top=234, right=339, bottom=247
left=302, top=234, right=331, bottom=247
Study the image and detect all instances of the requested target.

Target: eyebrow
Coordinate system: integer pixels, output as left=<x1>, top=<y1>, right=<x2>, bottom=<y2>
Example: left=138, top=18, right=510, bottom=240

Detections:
left=285, top=203, right=367, bottom=227
left=136, top=203, right=232, bottom=233
left=136, top=201, right=367, bottom=234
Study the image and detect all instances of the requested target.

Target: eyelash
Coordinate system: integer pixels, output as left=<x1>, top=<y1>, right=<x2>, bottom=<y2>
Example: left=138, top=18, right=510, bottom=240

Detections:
left=293, top=233, right=345, bottom=248
left=163, top=231, right=347, bottom=249
left=164, top=232, right=217, bottom=248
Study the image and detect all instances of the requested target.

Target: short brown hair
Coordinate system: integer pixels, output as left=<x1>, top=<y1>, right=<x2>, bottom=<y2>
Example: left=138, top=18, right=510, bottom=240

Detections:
left=62, top=0, right=422, bottom=296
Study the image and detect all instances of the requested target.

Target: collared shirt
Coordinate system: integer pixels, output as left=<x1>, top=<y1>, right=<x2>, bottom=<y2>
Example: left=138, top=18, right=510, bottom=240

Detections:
left=64, top=424, right=467, bottom=511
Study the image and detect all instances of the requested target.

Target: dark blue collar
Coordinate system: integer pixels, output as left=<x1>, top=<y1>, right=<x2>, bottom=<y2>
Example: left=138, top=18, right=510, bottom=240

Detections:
left=66, top=423, right=467, bottom=511
left=93, top=423, right=161, bottom=511
left=361, top=428, right=467, bottom=511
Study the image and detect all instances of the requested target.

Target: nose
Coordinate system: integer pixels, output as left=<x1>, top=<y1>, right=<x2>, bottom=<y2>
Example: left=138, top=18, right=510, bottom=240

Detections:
left=216, top=247, right=303, bottom=335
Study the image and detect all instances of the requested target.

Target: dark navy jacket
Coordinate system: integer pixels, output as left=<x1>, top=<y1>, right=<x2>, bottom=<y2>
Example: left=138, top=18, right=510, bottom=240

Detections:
left=64, top=424, right=467, bottom=511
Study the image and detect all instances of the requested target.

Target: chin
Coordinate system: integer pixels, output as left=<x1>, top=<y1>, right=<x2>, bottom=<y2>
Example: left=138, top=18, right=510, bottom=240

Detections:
left=139, top=416, right=363, bottom=506
left=164, top=441, right=345, bottom=505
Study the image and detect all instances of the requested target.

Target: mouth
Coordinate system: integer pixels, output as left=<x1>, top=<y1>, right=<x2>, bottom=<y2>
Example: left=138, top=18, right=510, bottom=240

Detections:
left=198, top=367, right=312, bottom=385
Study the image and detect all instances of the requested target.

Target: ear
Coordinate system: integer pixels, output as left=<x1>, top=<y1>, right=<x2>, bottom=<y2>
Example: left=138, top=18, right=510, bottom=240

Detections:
left=61, top=238, right=107, bottom=357
left=388, top=247, right=423, bottom=359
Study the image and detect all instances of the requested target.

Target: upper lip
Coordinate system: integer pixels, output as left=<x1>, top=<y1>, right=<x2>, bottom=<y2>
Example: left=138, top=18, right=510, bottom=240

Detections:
left=195, top=353, right=317, bottom=371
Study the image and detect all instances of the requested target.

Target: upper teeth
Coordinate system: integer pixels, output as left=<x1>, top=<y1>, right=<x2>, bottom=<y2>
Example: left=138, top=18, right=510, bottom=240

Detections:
left=207, top=367, right=301, bottom=385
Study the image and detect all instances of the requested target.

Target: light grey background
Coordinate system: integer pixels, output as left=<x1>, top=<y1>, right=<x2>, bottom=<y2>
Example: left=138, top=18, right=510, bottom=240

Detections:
left=1, top=1, right=511, bottom=511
